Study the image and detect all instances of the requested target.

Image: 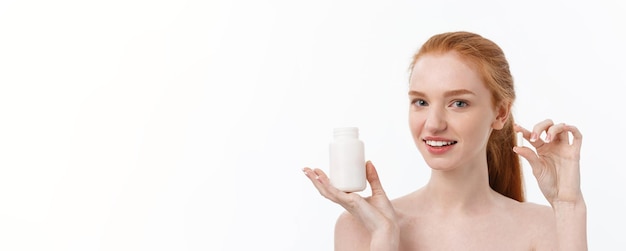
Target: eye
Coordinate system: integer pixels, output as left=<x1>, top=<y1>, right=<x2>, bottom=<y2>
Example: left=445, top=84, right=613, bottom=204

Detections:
left=411, top=99, right=428, bottom=107
left=451, top=100, right=468, bottom=107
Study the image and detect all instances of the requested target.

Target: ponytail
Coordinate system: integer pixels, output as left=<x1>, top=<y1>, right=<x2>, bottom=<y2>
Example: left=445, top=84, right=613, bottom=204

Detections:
left=487, top=117, right=524, bottom=202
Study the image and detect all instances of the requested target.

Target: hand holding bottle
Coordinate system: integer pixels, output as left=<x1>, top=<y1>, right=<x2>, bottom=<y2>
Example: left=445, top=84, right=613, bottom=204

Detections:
left=303, top=161, right=398, bottom=242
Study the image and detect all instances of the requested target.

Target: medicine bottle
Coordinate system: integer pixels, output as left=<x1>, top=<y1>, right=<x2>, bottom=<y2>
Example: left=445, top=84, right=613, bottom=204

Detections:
left=329, top=127, right=366, bottom=192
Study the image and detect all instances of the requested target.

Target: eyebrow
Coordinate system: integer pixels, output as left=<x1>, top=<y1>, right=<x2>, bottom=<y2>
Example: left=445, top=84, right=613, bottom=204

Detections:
left=408, top=89, right=476, bottom=98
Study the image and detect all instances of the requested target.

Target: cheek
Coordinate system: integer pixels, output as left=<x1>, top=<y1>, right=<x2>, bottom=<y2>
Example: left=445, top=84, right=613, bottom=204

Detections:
left=461, top=117, right=494, bottom=144
left=408, top=112, right=423, bottom=136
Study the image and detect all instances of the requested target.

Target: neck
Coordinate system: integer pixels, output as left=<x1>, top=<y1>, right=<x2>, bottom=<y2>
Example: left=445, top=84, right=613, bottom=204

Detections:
left=422, top=162, right=497, bottom=213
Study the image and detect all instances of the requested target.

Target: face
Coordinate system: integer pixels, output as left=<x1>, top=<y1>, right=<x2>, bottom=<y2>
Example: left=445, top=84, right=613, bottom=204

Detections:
left=408, top=52, right=506, bottom=171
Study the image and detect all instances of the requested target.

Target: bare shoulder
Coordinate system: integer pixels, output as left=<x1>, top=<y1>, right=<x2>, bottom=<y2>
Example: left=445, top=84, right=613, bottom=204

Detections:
left=506, top=199, right=557, bottom=248
left=514, top=200, right=552, bottom=214
left=334, top=211, right=370, bottom=250
left=335, top=210, right=364, bottom=233
left=512, top=201, right=555, bottom=226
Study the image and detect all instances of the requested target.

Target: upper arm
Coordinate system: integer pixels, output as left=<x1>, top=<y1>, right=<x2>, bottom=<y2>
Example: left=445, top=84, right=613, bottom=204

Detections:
left=334, top=211, right=370, bottom=251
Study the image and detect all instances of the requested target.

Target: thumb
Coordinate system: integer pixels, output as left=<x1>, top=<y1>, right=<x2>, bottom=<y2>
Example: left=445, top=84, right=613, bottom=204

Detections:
left=365, top=160, right=386, bottom=196
left=513, top=146, right=543, bottom=177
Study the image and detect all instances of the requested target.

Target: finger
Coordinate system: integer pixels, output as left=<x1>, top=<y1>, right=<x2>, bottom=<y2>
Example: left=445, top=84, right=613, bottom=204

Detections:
left=525, top=119, right=554, bottom=149
left=312, top=168, right=339, bottom=196
left=312, top=168, right=367, bottom=205
left=566, top=125, right=583, bottom=158
left=365, top=161, right=387, bottom=196
left=545, top=122, right=568, bottom=144
left=307, top=167, right=376, bottom=214
left=302, top=167, right=325, bottom=191
left=303, top=167, right=337, bottom=201
left=530, top=119, right=554, bottom=143
left=516, top=123, right=545, bottom=149
left=513, top=146, right=544, bottom=177
left=566, top=124, right=583, bottom=150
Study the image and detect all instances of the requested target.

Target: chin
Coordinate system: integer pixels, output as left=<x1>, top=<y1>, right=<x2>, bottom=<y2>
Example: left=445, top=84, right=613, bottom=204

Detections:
left=423, top=158, right=458, bottom=171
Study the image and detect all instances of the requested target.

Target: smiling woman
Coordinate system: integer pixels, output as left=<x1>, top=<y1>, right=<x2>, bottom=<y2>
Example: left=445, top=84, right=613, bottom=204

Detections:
left=409, top=33, right=524, bottom=203
left=303, top=31, right=587, bottom=250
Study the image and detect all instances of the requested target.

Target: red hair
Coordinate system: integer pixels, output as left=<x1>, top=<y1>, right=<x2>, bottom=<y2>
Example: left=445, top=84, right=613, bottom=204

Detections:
left=409, top=31, right=525, bottom=202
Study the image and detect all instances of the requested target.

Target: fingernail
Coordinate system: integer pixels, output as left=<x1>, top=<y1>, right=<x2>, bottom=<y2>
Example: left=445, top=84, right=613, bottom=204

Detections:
left=545, top=134, right=551, bottom=143
left=530, top=133, right=537, bottom=142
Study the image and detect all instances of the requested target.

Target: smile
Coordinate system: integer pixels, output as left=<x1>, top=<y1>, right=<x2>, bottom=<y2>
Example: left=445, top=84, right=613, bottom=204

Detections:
left=424, top=140, right=458, bottom=147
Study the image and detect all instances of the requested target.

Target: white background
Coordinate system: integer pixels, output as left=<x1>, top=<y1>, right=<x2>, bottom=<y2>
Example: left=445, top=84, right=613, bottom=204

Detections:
left=1, top=0, right=624, bottom=250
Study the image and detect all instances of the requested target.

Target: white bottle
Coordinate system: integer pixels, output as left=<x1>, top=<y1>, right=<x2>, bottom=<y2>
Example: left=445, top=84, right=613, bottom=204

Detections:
left=329, top=127, right=366, bottom=192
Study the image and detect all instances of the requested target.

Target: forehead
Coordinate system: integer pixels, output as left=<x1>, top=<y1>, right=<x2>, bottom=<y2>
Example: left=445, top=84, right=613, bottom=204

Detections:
left=409, top=52, right=487, bottom=94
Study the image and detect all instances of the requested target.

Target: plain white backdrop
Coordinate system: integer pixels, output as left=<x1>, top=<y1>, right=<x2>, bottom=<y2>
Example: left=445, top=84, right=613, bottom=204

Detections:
left=0, top=0, right=624, bottom=250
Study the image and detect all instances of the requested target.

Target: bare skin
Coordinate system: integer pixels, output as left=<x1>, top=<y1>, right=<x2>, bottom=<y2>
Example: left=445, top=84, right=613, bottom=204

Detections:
left=332, top=180, right=557, bottom=250
left=303, top=51, right=586, bottom=250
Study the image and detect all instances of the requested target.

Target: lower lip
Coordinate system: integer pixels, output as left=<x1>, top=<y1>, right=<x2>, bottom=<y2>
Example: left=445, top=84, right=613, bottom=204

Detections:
left=425, top=143, right=455, bottom=154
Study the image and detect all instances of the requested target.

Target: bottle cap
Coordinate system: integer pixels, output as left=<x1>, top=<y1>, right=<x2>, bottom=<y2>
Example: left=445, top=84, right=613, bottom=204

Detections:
left=333, top=127, right=359, bottom=138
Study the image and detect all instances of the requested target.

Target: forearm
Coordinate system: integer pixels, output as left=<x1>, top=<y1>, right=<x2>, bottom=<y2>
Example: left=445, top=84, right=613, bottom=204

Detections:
left=553, top=198, right=587, bottom=251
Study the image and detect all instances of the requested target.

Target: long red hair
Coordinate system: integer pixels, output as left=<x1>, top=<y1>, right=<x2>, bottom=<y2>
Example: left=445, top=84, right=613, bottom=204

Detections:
left=409, top=31, right=524, bottom=202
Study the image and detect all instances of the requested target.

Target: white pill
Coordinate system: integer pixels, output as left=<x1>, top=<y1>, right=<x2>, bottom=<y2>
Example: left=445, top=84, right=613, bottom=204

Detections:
left=516, top=131, right=524, bottom=147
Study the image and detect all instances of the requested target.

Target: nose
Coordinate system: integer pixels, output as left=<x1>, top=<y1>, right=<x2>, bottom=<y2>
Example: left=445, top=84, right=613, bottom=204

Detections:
left=424, top=107, right=447, bottom=133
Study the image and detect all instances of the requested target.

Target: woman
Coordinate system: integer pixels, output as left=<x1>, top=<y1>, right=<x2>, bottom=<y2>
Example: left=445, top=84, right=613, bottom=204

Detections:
left=303, top=31, right=587, bottom=250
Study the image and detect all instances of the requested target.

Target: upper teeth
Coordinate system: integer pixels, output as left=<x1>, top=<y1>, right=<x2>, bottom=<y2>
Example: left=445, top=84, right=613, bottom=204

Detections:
left=425, top=140, right=455, bottom=146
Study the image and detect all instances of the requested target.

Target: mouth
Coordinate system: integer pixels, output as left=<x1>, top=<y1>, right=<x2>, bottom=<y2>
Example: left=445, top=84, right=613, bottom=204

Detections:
left=424, top=140, right=458, bottom=147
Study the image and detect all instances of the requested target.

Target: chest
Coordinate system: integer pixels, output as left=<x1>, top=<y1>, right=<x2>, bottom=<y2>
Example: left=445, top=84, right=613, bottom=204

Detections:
left=397, top=214, right=534, bottom=251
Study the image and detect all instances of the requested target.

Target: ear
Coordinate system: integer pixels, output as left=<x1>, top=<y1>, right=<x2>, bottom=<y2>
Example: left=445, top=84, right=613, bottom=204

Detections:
left=492, top=102, right=510, bottom=130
